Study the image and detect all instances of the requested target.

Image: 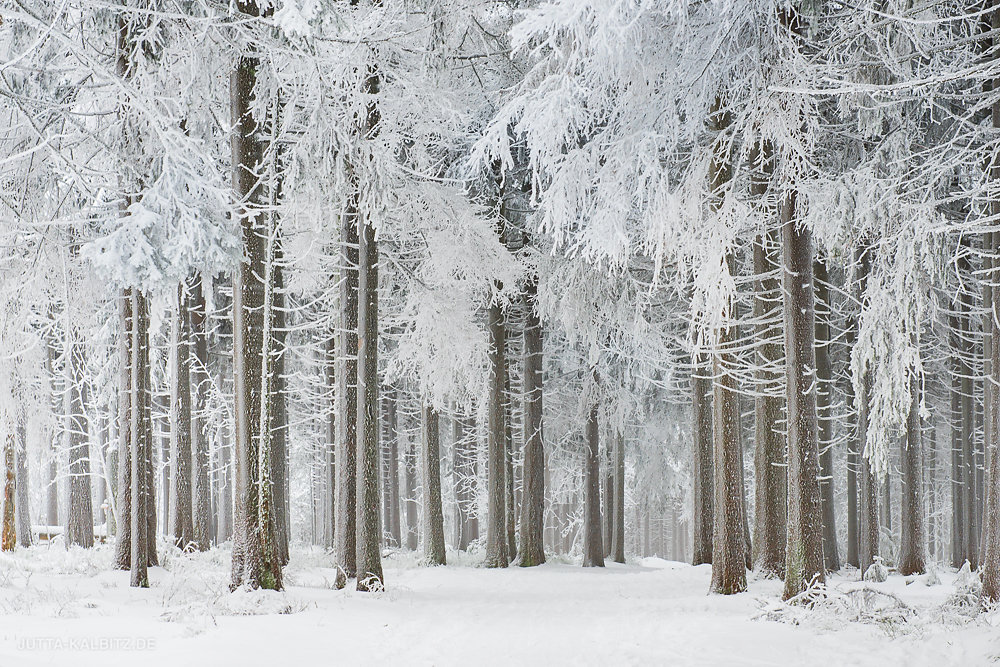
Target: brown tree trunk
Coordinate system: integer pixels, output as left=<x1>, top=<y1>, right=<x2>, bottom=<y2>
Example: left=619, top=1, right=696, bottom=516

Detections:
left=518, top=276, right=545, bottom=566
left=751, top=229, right=786, bottom=577
left=856, top=247, right=880, bottom=573
left=779, top=192, right=826, bottom=599
left=421, top=404, right=446, bottom=566
left=170, top=283, right=195, bottom=550
left=814, top=257, right=840, bottom=571
left=383, top=387, right=402, bottom=548
left=189, top=274, right=212, bottom=552
left=583, top=402, right=605, bottom=567
left=899, top=375, right=926, bottom=575
left=484, top=299, right=510, bottom=568
left=354, top=62, right=384, bottom=590
left=15, top=419, right=30, bottom=547
left=229, top=0, right=281, bottom=591
left=611, top=430, right=625, bottom=563
left=691, top=360, right=713, bottom=565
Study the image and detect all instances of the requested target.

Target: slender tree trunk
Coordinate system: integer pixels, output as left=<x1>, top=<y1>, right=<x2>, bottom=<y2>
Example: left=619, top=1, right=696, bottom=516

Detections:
left=981, top=52, right=1000, bottom=595
left=65, top=332, right=93, bottom=549
left=334, top=206, right=359, bottom=582
left=814, top=257, right=840, bottom=571
left=504, top=359, right=517, bottom=559
left=780, top=192, right=826, bottom=599
left=188, top=275, right=212, bottom=552
left=129, top=289, right=149, bottom=587
left=421, top=404, right=446, bottom=566
left=354, top=59, right=384, bottom=591
left=751, top=229, right=786, bottom=577
left=583, top=403, right=605, bottom=567
left=2, top=431, right=15, bottom=551
left=707, top=97, right=745, bottom=595
left=962, top=295, right=979, bottom=570
left=899, top=375, right=926, bottom=575
left=15, top=419, right=30, bottom=547
left=383, top=387, right=402, bottom=548
left=170, top=283, right=195, bottom=551
left=691, top=360, right=713, bottom=565
left=603, top=437, right=613, bottom=559
left=856, top=248, right=880, bottom=573
left=484, top=298, right=509, bottom=567
left=611, top=430, right=625, bottom=563
left=403, top=429, right=419, bottom=551
left=928, top=423, right=937, bottom=563
left=951, top=356, right=966, bottom=568
left=270, top=250, right=290, bottom=566
left=229, top=0, right=281, bottom=590
left=518, top=277, right=545, bottom=566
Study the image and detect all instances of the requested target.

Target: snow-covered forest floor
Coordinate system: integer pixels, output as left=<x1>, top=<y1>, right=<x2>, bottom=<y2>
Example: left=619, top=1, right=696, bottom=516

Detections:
left=0, top=544, right=995, bottom=666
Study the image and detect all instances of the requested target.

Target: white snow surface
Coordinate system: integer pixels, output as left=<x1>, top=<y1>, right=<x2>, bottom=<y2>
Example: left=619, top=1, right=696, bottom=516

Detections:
left=0, top=543, right=997, bottom=666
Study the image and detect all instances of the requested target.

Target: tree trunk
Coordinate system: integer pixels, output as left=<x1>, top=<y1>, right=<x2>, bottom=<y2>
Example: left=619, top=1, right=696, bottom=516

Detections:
left=455, top=415, right=478, bottom=550
left=691, top=360, right=713, bottom=565
left=484, top=299, right=509, bottom=568
left=610, top=430, right=625, bottom=563
left=951, top=355, right=965, bottom=568
left=383, top=387, right=402, bottom=548
left=170, top=283, right=195, bottom=551
left=421, top=404, right=446, bottom=566
left=403, top=428, right=419, bottom=551
left=334, top=203, right=359, bottom=582
left=504, top=359, right=517, bottom=560
left=229, top=0, right=281, bottom=591
left=129, top=289, right=149, bottom=587
left=270, top=248, right=290, bottom=566
left=959, top=285, right=979, bottom=569
left=15, top=419, right=30, bottom=547
left=2, top=431, right=15, bottom=551
left=751, top=229, right=786, bottom=577
left=856, top=247, right=880, bottom=573
left=899, top=375, right=925, bottom=575
left=518, top=277, right=545, bottom=566
left=814, top=257, right=840, bottom=571
left=779, top=192, right=826, bottom=599
left=583, top=403, right=605, bottom=567
left=65, top=331, right=93, bottom=549
left=353, top=57, right=384, bottom=589
left=707, top=97, right=746, bottom=595
left=188, top=274, right=212, bottom=552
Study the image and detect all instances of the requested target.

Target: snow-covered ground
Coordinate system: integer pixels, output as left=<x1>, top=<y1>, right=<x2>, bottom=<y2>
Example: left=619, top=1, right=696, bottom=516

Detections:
left=0, top=543, right=996, bottom=666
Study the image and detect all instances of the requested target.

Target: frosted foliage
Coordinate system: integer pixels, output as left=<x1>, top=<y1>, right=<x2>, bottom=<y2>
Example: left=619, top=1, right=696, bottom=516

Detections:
left=852, top=224, right=934, bottom=479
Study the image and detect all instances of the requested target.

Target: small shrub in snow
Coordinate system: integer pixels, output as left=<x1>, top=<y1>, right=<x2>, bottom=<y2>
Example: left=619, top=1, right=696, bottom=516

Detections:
left=863, top=557, right=888, bottom=583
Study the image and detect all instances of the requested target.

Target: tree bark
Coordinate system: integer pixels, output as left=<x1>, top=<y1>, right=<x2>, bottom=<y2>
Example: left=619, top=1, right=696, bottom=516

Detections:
left=403, top=425, right=419, bottom=551
left=856, top=247, right=880, bottom=573
left=65, top=330, right=93, bottom=549
left=751, top=229, right=786, bottom=577
left=334, top=201, right=359, bottom=582
left=14, top=419, right=30, bottom=547
left=382, top=387, right=402, bottom=548
left=814, top=257, right=840, bottom=571
left=484, top=298, right=510, bottom=568
left=779, top=193, right=826, bottom=599
left=691, top=360, right=713, bottom=565
left=229, top=0, right=281, bottom=590
left=169, top=282, right=195, bottom=551
left=707, top=97, right=746, bottom=595
left=453, top=415, right=478, bottom=550
left=421, top=404, right=446, bottom=565
left=899, top=375, right=926, bottom=575
left=583, top=403, right=605, bottom=567
left=188, top=274, right=212, bottom=551
left=354, top=59, right=384, bottom=593
left=518, top=276, right=545, bottom=566
left=610, top=430, right=625, bottom=563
